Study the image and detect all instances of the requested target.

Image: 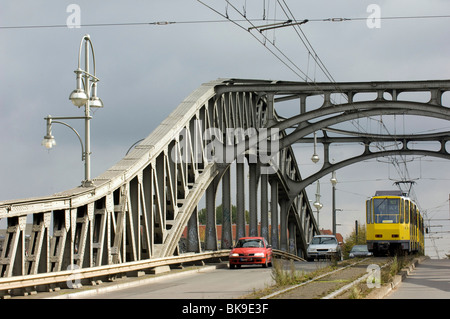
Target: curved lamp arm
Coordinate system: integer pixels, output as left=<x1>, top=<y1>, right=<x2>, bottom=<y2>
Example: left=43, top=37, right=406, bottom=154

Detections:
left=42, top=117, right=85, bottom=161
left=77, top=34, right=98, bottom=80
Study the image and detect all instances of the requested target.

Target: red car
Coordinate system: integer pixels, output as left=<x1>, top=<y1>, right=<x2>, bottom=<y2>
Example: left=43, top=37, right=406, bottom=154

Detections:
left=229, top=237, right=273, bottom=269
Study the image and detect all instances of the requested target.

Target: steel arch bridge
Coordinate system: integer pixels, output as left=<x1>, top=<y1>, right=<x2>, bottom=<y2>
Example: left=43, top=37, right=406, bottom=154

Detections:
left=0, top=78, right=449, bottom=284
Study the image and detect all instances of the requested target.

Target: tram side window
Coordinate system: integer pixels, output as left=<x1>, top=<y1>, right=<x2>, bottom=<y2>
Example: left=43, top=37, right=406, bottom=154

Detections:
left=420, top=216, right=424, bottom=234
left=400, top=199, right=404, bottom=223
left=373, top=198, right=399, bottom=223
left=405, top=200, right=410, bottom=224
left=366, top=200, right=372, bottom=224
left=415, top=207, right=418, bottom=226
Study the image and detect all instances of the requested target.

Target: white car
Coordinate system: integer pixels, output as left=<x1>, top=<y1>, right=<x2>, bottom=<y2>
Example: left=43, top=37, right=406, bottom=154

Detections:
left=306, top=235, right=342, bottom=261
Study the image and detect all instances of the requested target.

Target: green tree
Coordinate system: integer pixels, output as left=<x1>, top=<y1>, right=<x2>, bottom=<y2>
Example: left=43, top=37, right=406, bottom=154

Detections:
left=342, top=222, right=367, bottom=259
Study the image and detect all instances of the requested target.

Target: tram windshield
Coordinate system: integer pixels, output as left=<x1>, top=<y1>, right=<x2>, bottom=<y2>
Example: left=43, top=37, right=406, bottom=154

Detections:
left=373, top=198, right=399, bottom=223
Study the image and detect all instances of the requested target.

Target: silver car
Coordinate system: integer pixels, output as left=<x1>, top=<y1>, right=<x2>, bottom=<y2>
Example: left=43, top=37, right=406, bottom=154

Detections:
left=349, top=245, right=373, bottom=258
left=306, top=235, right=342, bottom=261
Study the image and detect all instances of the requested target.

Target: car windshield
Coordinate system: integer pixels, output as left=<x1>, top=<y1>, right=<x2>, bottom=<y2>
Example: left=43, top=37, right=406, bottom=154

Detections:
left=351, top=245, right=368, bottom=252
left=310, top=237, right=337, bottom=245
left=235, top=239, right=264, bottom=248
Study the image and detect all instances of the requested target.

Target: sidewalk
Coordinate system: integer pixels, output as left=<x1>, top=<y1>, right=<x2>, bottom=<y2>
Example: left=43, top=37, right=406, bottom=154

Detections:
left=387, top=258, right=450, bottom=299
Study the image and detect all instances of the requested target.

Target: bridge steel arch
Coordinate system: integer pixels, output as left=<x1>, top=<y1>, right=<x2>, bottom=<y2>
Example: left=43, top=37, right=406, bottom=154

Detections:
left=0, top=78, right=449, bottom=286
left=0, top=79, right=320, bottom=283
left=215, top=78, right=450, bottom=210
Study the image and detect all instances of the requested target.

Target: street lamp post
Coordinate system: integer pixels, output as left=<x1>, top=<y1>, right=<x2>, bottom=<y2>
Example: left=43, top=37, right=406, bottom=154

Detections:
left=313, top=180, right=323, bottom=229
left=42, top=34, right=103, bottom=187
left=311, top=131, right=320, bottom=163
left=330, top=171, right=338, bottom=235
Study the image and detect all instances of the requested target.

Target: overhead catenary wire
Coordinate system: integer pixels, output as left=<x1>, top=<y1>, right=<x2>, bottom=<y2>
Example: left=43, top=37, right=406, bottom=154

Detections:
left=0, top=18, right=282, bottom=30
left=2, top=13, right=450, bottom=30
left=198, top=0, right=312, bottom=81
left=199, top=1, right=444, bottom=190
left=271, top=0, right=397, bottom=150
left=276, top=0, right=338, bottom=85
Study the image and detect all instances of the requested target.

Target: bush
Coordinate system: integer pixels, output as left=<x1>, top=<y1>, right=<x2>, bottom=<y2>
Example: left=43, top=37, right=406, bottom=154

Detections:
left=342, top=223, right=366, bottom=259
left=271, top=259, right=305, bottom=286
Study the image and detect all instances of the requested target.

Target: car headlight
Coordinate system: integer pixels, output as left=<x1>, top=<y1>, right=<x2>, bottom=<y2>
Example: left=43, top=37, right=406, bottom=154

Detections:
left=254, top=253, right=265, bottom=257
left=230, top=253, right=239, bottom=257
left=349, top=253, right=354, bottom=258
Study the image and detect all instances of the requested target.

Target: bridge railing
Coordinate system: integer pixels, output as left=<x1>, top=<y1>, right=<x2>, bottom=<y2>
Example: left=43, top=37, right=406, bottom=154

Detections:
left=0, top=249, right=303, bottom=296
left=0, top=250, right=229, bottom=295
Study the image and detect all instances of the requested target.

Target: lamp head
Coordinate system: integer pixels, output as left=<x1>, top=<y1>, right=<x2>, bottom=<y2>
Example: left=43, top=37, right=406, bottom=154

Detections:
left=330, top=171, right=338, bottom=186
left=89, top=96, right=103, bottom=108
left=89, top=81, right=103, bottom=108
left=69, top=89, right=88, bottom=107
left=42, top=135, right=56, bottom=149
left=313, top=201, right=323, bottom=210
left=311, top=153, right=320, bottom=163
left=69, top=68, right=88, bottom=107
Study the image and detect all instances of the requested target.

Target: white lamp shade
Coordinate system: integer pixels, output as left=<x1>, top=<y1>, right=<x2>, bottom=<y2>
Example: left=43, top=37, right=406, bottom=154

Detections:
left=89, top=96, right=103, bottom=108
left=42, top=135, right=56, bottom=149
left=69, top=89, right=88, bottom=107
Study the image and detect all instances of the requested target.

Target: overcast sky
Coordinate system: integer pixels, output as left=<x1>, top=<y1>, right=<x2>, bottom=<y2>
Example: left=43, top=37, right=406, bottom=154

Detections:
left=0, top=1, right=449, bottom=257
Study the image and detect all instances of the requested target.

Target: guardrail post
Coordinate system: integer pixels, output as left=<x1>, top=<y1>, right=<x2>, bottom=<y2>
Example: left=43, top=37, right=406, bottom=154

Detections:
left=26, top=212, right=51, bottom=275
left=49, top=210, right=69, bottom=272
left=0, top=216, right=26, bottom=278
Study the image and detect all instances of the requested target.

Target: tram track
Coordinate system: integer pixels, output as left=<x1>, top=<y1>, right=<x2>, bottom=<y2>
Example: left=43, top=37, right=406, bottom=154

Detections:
left=261, top=257, right=391, bottom=299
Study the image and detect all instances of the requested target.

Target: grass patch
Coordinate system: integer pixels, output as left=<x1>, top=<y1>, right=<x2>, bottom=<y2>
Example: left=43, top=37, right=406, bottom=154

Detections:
left=271, top=259, right=305, bottom=286
left=342, top=255, right=416, bottom=299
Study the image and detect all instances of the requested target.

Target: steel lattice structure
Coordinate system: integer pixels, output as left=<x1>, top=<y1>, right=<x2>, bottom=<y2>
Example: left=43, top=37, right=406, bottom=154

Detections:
left=0, top=78, right=449, bottom=288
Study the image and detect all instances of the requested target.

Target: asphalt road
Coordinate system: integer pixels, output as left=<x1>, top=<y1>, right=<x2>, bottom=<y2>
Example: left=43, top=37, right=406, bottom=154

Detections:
left=72, top=260, right=330, bottom=299
left=79, top=264, right=273, bottom=299
left=387, top=258, right=450, bottom=299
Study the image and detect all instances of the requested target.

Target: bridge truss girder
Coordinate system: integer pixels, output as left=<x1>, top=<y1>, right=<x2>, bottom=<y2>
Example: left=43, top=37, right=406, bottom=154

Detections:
left=0, top=79, right=319, bottom=282
left=0, top=78, right=449, bottom=284
left=217, top=78, right=450, bottom=205
left=274, top=104, right=449, bottom=201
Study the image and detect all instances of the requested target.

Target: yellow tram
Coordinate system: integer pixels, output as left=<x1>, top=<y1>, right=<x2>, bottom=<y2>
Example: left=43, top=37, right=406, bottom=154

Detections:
left=366, top=191, right=424, bottom=256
